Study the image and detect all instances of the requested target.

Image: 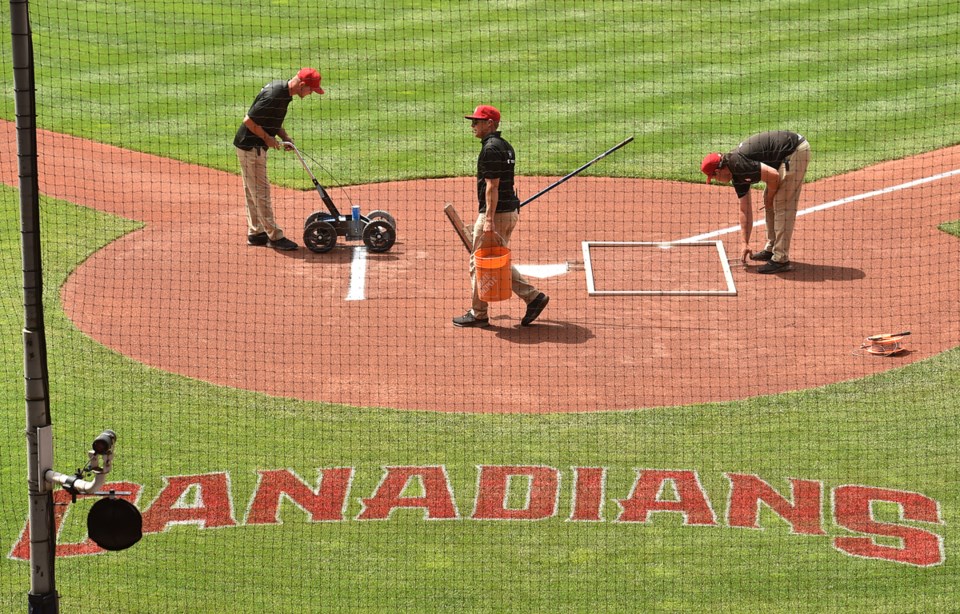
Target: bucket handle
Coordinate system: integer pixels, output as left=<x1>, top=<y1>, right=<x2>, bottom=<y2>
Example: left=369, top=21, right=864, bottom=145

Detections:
left=473, top=230, right=506, bottom=253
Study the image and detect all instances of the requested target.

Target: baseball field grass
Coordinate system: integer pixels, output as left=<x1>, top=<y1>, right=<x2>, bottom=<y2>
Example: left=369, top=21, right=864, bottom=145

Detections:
left=3, top=1, right=959, bottom=185
left=2, top=0, right=959, bottom=611
left=0, top=189, right=957, bottom=610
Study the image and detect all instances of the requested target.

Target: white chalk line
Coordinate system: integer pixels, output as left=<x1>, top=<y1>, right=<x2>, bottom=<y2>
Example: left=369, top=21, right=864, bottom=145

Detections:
left=516, top=262, right=569, bottom=278
left=345, top=167, right=960, bottom=300
left=345, top=247, right=569, bottom=302
left=677, top=167, right=960, bottom=244
left=345, top=246, right=367, bottom=301
left=525, top=167, right=960, bottom=280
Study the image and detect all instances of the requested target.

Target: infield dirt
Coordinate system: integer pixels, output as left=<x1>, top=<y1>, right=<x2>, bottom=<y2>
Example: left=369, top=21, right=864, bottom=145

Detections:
left=3, top=121, right=958, bottom=412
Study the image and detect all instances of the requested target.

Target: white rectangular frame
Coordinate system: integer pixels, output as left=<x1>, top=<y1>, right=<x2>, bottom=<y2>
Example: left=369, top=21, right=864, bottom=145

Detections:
left=581, top=241, right=738, bottom=296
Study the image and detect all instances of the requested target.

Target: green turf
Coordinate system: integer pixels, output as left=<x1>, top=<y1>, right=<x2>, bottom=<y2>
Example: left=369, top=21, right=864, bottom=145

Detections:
left=0, top=193, right=957, bottom=611
left=1, top=0, right=959, bottom=611
left=2, top=1, right=959, bottom=186
left=941, top=220, right=960, bottom=237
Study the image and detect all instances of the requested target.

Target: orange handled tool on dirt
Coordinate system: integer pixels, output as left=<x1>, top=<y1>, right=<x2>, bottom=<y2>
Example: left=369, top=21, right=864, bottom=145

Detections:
left=860, top=331, right=911, bottom=356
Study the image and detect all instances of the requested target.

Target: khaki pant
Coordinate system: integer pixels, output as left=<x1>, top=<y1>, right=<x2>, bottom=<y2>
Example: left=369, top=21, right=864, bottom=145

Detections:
left=237, top=147, right=285, bottom=241
left=762, top=140, right=810, bottom=263
left=469, top=210, right=539, bottom=318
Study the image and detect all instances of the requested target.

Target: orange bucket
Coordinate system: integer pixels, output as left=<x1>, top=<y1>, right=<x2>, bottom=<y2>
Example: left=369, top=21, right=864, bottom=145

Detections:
left=475, top=244, right=512, bottom=302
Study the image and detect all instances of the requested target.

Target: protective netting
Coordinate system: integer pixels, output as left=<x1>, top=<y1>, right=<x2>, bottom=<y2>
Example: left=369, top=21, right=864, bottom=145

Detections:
left=1, top=1, right=958, bottom=611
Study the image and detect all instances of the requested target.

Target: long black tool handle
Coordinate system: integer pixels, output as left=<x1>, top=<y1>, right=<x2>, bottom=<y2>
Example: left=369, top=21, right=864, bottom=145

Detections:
left=519, top=136, right=634, bottom=208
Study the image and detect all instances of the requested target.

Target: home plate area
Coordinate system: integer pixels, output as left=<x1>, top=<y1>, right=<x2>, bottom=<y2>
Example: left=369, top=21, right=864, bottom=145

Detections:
left=582, top=241, right=737, bottom=296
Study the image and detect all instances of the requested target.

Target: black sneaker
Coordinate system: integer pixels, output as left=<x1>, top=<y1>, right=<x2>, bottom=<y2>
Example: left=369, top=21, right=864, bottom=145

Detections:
left=268, top=237, right=299, bottom=251
left=758, top=260, right=792, bottom=274
left=749, top=250, right=774, bottom=261
left=247, top=232, right=269, bottom=246
left=521, top=293, right=549, bottom=326
left=453, top=312, right=489, bottom=328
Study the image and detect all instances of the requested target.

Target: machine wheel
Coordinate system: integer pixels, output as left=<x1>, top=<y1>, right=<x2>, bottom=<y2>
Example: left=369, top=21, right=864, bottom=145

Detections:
left=304, top=220, right=338, bottom=253
left=362, top=220, right=396, bottom=253
left=304, top=211, right=335, bottom=229
left=366, top=209, right=396, bottom=231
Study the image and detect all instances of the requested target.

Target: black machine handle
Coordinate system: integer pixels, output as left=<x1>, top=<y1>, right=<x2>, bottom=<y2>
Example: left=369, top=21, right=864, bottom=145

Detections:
left=283, top=141, right=341, bottom=217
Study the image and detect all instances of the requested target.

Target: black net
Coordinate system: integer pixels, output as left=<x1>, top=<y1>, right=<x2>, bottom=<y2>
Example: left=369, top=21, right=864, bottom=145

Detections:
left=1, top=1, right=958, bottom=611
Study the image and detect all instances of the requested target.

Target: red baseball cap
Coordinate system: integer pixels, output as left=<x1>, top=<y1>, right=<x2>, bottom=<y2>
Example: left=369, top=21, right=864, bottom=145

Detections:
left=701, top=153, right=722, bottom=183
left=465, top=105, right=501, bottom=123
left=297, top=68, right=324, bottom=94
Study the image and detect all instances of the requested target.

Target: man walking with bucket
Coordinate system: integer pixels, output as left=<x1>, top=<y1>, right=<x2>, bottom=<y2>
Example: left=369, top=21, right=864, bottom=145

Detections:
left=453, top=105, right=549, bottom=328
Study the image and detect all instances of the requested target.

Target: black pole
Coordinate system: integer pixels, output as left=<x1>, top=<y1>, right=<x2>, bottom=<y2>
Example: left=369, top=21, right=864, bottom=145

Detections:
left=8, top=0, right=58, bottom=610
left=519, top=136, right=633, bottom=208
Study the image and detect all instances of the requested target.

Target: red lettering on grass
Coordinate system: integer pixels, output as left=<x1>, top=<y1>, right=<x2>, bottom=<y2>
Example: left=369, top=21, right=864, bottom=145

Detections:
left=9, top=482, right=141, bottom=560
left=358, top=466, right=458, bottom=520
left=246, top=468, right=354, bottom=524
left=726, top=473, right=825, bottom=535
left=570, top=467, right=606, bottom=522
left=617, top=469, right=716, bottom=525
left=833, top=485, right=944, bottom=567
left=140, top=472, right=236, bottom=533
left=472, top=465, right=560, bottom=520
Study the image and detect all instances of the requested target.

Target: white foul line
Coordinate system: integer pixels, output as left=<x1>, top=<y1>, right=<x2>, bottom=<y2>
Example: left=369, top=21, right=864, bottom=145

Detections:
left=677, top=168, right=960, bottom=244
left=515, top=262, right=569, bottom=278
left=347, top=168, right=960, bottom=300
left=345, top=246, right=367, bottom=301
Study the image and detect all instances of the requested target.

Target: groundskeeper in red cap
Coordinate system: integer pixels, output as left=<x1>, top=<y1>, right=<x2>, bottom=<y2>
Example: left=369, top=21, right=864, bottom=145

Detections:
left=701, top=152, right=722, bottom=183
left=465, top=105, right=501, bottom=123
left=297, top=68, right=324, bottom=94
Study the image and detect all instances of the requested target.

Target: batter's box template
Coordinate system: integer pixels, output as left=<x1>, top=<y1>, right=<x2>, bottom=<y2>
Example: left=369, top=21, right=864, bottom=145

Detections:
left=581, top=241, right=737, bottom=296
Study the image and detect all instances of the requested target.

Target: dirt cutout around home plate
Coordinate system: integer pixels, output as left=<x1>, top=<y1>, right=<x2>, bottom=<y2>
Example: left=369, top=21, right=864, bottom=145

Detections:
left=2, top=121, right=958, bottom=412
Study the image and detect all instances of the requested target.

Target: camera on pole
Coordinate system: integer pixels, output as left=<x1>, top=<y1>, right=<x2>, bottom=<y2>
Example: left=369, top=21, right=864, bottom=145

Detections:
left=39, top=427, right=142, bottom=551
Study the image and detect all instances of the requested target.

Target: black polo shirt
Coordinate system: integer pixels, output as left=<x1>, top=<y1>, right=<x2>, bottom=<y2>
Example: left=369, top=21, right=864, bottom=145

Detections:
left=233, top=80, right=293, bottom=149
left=725, top=131, right=805, bottom=198
left=476, top=132, right=520, bottom=214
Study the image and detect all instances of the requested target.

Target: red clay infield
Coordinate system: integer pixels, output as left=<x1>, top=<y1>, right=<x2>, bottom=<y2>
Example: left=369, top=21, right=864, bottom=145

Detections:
left=2, top=121, right=958, bottom=413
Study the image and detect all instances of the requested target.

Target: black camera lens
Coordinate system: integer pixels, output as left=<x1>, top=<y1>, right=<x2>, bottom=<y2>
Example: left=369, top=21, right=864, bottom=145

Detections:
left=92, top=430, right=116, bottom=455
